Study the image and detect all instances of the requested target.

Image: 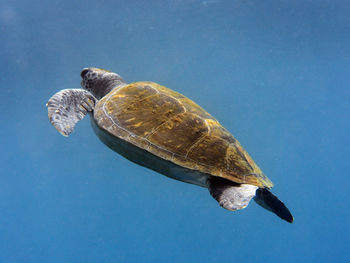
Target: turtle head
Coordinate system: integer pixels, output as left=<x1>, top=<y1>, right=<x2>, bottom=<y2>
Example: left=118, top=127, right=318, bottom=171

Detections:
left=80, top=67, right=126, bottom=99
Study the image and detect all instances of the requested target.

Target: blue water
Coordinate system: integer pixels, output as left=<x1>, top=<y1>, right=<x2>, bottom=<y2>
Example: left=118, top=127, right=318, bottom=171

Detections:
left=1, top=0, right=349, bottom=262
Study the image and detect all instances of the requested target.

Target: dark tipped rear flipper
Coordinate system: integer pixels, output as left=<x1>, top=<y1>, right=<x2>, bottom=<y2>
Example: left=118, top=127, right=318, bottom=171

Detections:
left=254, top=188, right=294, bottom=223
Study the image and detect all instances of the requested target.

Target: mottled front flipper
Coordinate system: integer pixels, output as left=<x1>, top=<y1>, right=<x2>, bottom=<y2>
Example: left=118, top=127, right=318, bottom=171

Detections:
left=254, top=188, right=294, bottom=223
left=208, top=177, right=258, bottom=211
left=47, top=89, right=96, bottom=136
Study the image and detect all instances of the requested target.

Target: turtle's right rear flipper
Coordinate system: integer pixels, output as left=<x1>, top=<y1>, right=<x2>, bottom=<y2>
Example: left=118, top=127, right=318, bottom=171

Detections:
left=254, top=188, right=294, bottom=223
left=47, top=89, right=96, bottom=136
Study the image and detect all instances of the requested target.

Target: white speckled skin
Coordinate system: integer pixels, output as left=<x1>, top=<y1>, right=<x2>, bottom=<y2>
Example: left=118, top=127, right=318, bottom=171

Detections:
left=47, top=89, right=96, bottom=136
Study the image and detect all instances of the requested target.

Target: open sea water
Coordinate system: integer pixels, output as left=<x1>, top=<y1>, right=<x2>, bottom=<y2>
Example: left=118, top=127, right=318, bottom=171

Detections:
left=1, top=0, right=349, bottom=262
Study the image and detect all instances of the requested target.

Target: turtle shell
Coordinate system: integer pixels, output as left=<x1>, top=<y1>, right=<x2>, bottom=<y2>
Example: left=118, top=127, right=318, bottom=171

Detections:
left=94, top=81, right=273, bottom=188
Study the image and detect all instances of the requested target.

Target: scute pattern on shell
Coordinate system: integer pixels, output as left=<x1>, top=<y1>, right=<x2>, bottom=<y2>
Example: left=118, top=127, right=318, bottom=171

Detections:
left=94, top=82, right=273, bottom=188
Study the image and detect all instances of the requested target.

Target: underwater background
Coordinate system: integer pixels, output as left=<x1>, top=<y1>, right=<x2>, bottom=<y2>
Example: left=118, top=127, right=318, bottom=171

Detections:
left=1, top=0, right=349, bottom=262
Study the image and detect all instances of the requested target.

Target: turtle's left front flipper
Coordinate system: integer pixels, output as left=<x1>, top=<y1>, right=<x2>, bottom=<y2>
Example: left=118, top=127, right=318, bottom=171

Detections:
left=254, top=188, right=294, bottom=223
left=47, top=89, right=96, bottom=136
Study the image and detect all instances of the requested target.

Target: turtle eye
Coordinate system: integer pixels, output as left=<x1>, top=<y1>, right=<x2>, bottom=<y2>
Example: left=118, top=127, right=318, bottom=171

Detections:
left=81, top=69, right=89, bottom=79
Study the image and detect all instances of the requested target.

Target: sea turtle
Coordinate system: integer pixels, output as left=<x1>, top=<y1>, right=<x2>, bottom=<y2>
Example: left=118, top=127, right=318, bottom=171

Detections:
left=47, top=67, right=293, bottom=223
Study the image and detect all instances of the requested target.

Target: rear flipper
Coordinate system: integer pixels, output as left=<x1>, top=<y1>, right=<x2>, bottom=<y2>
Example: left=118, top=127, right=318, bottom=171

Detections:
left=208, top=177, right=258, bottom=211
left=254, top=188, right=294, bottom=223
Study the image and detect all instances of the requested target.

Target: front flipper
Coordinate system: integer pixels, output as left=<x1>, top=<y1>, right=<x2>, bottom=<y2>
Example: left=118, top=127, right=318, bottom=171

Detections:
left=47, top=89, right=96, bottom=136
left=208, top=177, right=258, bottom=211
left=254, top=188, right=294, bottom=223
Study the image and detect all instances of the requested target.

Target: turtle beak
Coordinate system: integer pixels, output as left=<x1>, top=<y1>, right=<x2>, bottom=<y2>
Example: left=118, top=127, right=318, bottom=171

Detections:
left=81, top=67, right=111, bottom=79
left=81, top=68, right=90, bottom=79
